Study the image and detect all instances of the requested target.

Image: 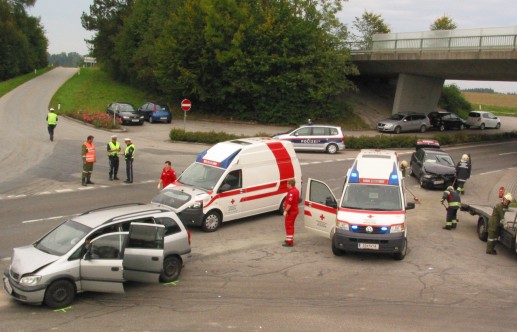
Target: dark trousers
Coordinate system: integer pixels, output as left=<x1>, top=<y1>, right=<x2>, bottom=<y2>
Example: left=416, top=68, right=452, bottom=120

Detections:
left=109, top=156, right=119, bottom=178
left=126, top=159, right=133, bottom=182
left=47, top=125, right=56, bottom=141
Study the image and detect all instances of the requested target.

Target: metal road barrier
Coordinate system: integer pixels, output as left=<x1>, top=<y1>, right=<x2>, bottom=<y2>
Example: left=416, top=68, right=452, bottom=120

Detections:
left=350, top=26, right=517, bottom=53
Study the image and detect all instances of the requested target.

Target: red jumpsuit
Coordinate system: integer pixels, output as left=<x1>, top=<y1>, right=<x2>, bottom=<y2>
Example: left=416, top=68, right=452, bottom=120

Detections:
left=160, top=167, right=177, bottom=188
left=284, top=186, right=300, bottom=245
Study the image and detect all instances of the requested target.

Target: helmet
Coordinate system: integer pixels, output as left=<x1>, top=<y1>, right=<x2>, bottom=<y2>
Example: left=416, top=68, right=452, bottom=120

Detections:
left=504, top=193, right=513, bottom=201
left=49, top=108, right=55, bottom=111
left=447, top=186, right=454, bottom=191
left=400, top=160, right=408, bottom=168
left=461, top=154, right=469, bottom=161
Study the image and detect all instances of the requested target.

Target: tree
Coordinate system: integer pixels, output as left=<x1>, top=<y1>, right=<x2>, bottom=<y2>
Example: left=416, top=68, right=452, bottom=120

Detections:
left=439, top=84, right=472, bottom=114
left=430, top=15, right=457, bottom=30
left=350, top=11, right=390, bottom=50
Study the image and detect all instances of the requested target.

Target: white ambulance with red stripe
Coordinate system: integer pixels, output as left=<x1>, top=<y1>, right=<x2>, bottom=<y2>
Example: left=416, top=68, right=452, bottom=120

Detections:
left=152, top=137, right=302, bottom=232
left=304, top=149, right=415, bottom=260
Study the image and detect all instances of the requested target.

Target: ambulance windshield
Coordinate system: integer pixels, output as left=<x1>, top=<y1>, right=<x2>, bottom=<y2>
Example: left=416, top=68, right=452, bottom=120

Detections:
left=178, top=163, right=225, bottom=191
left=341, top=184, right=402, bottom=211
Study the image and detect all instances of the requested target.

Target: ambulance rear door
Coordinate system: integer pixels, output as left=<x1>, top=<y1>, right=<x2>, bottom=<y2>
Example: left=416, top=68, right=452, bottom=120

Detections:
left=304, top=178, right=338, bottom=239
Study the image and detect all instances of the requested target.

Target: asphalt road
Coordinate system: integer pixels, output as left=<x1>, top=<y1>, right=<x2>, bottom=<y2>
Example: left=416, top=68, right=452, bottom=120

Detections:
left=2, top=68, right=517, bottom=331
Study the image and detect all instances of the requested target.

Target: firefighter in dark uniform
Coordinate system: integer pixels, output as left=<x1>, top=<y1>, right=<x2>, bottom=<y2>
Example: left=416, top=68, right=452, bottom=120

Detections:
left=441, top=186, right=461, bottom=230
left=455, top=154, right=471, bottom=194
left=486, top=193, right=513, bottom=255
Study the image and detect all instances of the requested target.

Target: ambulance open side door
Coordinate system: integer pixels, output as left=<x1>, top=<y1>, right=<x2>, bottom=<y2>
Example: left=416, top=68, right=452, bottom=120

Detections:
left=304, top=178, right=338, bottom=239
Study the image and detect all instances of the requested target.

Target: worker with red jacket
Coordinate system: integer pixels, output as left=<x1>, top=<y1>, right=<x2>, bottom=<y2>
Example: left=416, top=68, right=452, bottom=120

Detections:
left=157, top=161, right=177, bottom=190
left=282, top=178, right=300, bottom=247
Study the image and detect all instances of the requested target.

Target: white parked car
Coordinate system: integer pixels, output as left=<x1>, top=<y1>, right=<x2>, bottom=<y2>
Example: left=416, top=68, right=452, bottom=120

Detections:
left=466, top=111, right=501, bottom=129
left=272, top=125, right=345, bottom=154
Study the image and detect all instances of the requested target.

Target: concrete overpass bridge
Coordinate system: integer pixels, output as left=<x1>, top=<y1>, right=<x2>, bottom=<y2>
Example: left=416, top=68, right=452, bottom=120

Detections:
left=351, top=26, right=517, bottom=114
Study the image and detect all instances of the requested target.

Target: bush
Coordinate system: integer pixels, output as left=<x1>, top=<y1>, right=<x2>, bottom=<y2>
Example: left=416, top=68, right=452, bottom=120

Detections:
left=68, top=111, right=122, bottom=130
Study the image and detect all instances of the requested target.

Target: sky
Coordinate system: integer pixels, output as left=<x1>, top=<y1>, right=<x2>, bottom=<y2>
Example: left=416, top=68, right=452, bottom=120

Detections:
left=29, top=0, right=517, bottom=93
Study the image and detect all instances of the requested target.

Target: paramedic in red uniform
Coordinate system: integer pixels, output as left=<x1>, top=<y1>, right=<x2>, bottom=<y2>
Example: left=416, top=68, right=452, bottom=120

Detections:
left=283, top=178, right=300, bottom=247
left=157, top=161, right=177, bottom=190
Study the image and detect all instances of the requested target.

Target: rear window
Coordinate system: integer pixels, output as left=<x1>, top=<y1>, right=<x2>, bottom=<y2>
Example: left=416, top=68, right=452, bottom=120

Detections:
left=468, top=112, right=480, bottom=118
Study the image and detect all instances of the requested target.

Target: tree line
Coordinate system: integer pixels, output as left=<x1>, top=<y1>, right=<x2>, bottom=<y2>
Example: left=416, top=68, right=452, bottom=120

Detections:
left=0, top=0, right=47, bottom=80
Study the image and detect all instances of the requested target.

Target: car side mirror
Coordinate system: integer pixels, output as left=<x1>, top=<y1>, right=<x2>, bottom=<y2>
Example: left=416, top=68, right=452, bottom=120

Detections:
left=406, top=202, right=416, bottom=210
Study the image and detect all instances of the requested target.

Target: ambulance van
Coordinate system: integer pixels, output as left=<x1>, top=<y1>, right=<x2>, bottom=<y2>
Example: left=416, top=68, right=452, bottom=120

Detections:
left=303, top=149, right=415, bottom=260
left=152, top=137, right=302, bottom=232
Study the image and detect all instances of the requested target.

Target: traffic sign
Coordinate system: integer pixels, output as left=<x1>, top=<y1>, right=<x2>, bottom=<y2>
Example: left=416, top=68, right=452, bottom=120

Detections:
left=181, top=99, right=192, bottom=111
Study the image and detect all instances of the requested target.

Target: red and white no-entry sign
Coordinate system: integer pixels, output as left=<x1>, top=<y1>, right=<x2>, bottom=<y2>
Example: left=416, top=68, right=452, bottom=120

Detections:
left=181, top=99, right=192, bottom=111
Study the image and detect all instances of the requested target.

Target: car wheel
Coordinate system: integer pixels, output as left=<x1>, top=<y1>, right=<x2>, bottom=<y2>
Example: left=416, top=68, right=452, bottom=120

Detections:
left=44, top=279, right=75, bottom=309
left=278, top=197, right=286, bottom=215
left=331, top=235, right=345, bottom=256
left=477, top=217, right=488, bottom=242
left=439, top=124, right=445, bottom=132
left=167, top=117, right=172, bottom=124
left=460, top=124, right=465, bottom=130
left=419, top=125, right=427, bottom=133
left=393, top=238, right=407, bottom=260
left=480, top=123, right=485, bottom=130
left=201, top=210, right=222, bottom=232
left=496, top=123, right=501, bottom=129
left=160, top=256, right=182, bottom=282
left=394, top=126, right=401, bottom=134
left=149, top=116, right=154, bottom=123
left=409, top=163, right=415, bottom=177
left=326, top=143, right=338, bottom=154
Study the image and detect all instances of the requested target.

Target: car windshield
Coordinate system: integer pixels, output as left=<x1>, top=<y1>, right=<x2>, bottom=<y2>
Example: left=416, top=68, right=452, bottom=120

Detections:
left=119, top=104, right=136, bottom=113
left=388, top=114, right=405, bottom=121
left=425, top=153, right=454, bottom=166
left=34, top=220, right=92, bottom=256
left=152, top=188, right=192, bottom=208
left=341, top=184, right=402, bottom=211
left=177, top=163, right=225, bottom=190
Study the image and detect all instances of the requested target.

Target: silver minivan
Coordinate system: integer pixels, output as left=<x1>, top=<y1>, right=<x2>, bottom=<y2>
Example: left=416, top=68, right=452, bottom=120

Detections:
left=3, top=203, right=191, bottom=308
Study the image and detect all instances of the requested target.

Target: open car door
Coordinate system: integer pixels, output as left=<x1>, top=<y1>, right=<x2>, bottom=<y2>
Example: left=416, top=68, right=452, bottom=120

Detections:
left=123, top=223, right=165, bottom=283
left=304, top=178, right=338, bottom=239
left=80, top=232, right=127, bottom=293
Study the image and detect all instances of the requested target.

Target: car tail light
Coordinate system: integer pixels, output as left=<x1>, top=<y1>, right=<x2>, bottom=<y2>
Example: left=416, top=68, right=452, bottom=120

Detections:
left=153, top=105, right=157, bottom=113
left=187, top=229, right=191, bottom=246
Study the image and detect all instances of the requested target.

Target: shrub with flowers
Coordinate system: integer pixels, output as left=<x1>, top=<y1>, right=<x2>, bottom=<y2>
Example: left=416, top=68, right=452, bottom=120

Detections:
left=69, top=111, right=122, bottom=129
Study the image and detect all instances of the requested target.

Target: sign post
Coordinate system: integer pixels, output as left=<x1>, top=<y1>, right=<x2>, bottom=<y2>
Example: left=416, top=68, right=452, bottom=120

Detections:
left=181, top=99, right=191, bottom=130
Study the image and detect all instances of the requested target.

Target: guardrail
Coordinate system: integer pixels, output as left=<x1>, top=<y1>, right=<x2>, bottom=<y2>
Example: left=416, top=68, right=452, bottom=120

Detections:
left=350, top=27, right=517, bottom=53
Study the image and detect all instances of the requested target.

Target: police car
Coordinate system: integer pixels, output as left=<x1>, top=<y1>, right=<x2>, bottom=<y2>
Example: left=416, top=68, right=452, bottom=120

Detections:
left=272, top=125, right=345, bottom=154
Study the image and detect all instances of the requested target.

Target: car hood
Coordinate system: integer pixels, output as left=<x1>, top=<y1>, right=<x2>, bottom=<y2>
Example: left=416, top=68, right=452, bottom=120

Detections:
left=423, top=161, right=455, bottom=174
left=10, top=245, right=59, bottom=276
left=151, top=184, right=209, bottom=212
left=378, top=119, right=399, bottom=125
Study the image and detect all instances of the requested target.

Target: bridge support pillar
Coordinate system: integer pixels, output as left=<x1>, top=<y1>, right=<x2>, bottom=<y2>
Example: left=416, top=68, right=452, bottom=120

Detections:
left=392, top=74, right=444, bottom=115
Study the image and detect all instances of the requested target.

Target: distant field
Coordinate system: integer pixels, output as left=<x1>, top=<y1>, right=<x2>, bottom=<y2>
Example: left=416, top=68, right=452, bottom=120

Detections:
left=462, top=92, right=517, bottom=115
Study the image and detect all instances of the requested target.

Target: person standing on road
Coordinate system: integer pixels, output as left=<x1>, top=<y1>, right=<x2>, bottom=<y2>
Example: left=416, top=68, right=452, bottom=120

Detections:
left=157, top=161, right=176, bottom=190
left=441, top=186, right=461, bottom=230
left=486, top=192, right=513, bottom=255
left=107, top=135, right=121, bottom=181
left=46, top=108, right=58, bottom=142
left=455, top=154, right=471, bottom=194
left=124, top=138, right=135, bottom=183
left=81, top=135, right=96, bottom=186
left=282, top=178, right=300, bottom=247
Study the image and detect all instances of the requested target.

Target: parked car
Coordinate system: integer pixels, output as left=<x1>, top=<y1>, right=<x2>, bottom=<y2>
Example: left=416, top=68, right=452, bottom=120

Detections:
left=106, top=102, right=144, bottom=125
left=466, top=111, right=501, bottom=129
left=138, top=102, right=172, bottom=123
left=427, top=111, right=468, bottom=131
left=377, top=112, right=430, bottom=134
left=272, top=124, right=345, bottom=154
left=410, top=148, right=456, bottom=189
left=3, top=203, right=191, bottom=309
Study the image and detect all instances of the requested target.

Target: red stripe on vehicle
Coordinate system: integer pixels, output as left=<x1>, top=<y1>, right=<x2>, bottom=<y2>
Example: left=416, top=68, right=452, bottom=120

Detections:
left=304, top=201, right=337, bottom=214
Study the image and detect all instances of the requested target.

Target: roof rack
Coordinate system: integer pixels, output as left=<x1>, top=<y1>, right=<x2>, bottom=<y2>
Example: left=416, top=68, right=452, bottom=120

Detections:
left=79, top=203, right=146, bottom=216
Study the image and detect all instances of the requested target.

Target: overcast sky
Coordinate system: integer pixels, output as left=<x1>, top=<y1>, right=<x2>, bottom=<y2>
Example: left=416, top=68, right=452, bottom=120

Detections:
left=29, top=0, right=517, bottom=93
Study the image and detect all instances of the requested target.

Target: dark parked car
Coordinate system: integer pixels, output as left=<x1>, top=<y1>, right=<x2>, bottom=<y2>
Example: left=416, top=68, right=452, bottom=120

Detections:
left=428, top=111, right=468, bottom=131
left=410, top=148, right=456, bottom=189
left=106, top=102, right=144, bottom=125
left=138, top=102, right=172, bottom=123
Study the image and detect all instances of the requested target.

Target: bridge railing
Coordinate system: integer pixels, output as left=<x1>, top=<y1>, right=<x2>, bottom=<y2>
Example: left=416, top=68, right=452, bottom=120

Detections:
left=350, top=26, right=517, bottom=53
